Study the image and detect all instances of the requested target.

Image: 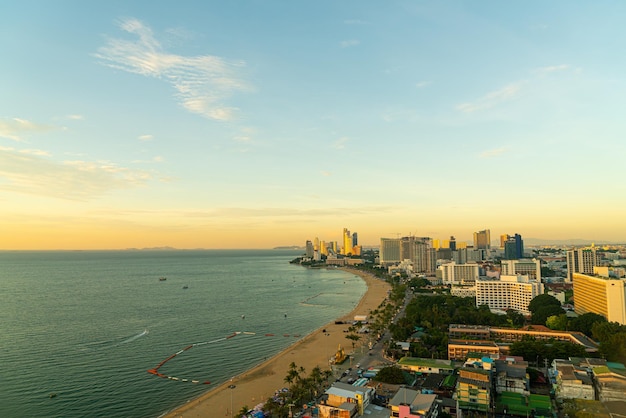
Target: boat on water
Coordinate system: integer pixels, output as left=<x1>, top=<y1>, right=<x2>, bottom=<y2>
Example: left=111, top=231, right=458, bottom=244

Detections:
left=159, top=277, right=167, bottom=281
left=182, top=285, right=188, bottom=289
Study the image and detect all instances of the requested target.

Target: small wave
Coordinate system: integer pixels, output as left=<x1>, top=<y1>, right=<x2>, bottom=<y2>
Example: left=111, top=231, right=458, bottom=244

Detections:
left=299, top=302, right=328, bottom=308
left=120, top=329, right=149, bottom=345
left=80, top=329, right=149, bottom=351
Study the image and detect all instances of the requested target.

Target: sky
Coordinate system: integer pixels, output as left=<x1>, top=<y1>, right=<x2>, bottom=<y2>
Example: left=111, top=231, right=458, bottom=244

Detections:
left=1, top=1, right=625, bottom=250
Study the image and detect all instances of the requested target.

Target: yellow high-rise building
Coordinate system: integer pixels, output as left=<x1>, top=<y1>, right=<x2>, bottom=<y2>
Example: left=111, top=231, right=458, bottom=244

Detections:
left=573, top=269, right=626, bottom=325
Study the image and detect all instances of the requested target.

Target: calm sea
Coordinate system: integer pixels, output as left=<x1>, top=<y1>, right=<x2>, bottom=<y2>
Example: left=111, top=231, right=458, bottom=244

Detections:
left=0, top=250, right=365, bottom=418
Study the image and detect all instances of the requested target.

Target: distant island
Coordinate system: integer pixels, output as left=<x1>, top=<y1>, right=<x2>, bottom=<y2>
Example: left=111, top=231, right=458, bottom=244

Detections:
left=273, top=246, right=305, bottom=250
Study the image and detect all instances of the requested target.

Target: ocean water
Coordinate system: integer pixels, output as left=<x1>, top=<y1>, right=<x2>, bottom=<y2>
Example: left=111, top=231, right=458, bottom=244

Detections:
left=0, top=250, right=366, bottom=418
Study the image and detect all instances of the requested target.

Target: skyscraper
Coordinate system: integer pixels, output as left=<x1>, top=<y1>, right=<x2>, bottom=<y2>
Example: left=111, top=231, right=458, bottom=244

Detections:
left=380, top=237, right=401, bottom=265
left=342, top=228, right=352, bottom=256
left=504, top=234, right=524, bottom=260
left=473, top=229, right=491, bottom=250
left=566, top=247, right=600, bottom=282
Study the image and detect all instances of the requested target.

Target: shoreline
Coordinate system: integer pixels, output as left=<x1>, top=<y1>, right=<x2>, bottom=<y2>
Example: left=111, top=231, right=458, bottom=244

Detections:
left=163, top=267, right=391, bottom=418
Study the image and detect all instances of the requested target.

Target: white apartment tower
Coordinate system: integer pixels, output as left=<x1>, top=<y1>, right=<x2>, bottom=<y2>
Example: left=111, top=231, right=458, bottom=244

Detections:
left=476, top=275, right=544, bottom=316
left=566, top=248, right=600, bottom=282
left=380, top=238, right=402, bottom=266
left=501, top=259, right=542, bottom=281
left=439, top=262, right=480, bottom=286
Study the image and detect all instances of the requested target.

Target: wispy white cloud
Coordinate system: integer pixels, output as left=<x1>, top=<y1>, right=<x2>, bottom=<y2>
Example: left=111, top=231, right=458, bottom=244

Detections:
left=0, top=118, right=54, bottom=141
left=479, top=147, right=509, bottom=158
left=0, top=147, right=154, bottom=200
left=95, top=18, right=249, bottom=121
left=415, top=81, right=431, bottom=88
left=340, top=39, right=360, bottom=48
left=66, top=114, right=84, bottom=120
left=534, top=64, right=570, bottom=74
left=320, top=171, right=332, bottom=177
left=138, top=134, right=153, bottom=141
left=457, top=83, right=522, bottom=113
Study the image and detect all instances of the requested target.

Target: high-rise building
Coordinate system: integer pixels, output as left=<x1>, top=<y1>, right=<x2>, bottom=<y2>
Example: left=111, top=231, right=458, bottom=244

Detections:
left=476, top=275, right=544, bottom=316
left=573, top=269, right=626, bottom=325
left=566, top=247, right=600, bottom=282
left=305, top=240, right=314, bottom=258
left=503, top=233, right=524, bottom=260
left=320, top=240, right=328, bottom=256
left=400, top=236, right=431, bottom=273
left=473, top=229, right=491, bottom=250
left=342, top=228, right=352, bottom=256
left=380, top=238, right=402, bottom=266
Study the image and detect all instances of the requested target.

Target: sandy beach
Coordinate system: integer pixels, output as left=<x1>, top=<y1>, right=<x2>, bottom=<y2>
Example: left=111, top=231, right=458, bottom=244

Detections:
left=163, top=268, right=391, bottom=418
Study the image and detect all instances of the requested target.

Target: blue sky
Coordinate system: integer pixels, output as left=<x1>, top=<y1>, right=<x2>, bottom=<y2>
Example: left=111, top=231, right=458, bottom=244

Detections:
left=1, top=1, right=625, bottom=249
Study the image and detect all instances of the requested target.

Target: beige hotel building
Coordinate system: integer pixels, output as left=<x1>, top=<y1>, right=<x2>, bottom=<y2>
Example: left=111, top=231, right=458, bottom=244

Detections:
left=573, top=267, right=626, bottom=325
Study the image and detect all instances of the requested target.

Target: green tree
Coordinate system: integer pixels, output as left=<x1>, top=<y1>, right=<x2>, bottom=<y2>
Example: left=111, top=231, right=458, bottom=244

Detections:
left=546, top=314, right=569, bottom=330
left=531, top=304, right=565, bottom=325
left=374, top=365, right=405, bottom=384
left=528, top=294, right=561, bottom=314
left=592, top=321, right=626, bottom=364
left=591, top=321, right=626, bottom=342
left=570, top=312, right=606, bottom=337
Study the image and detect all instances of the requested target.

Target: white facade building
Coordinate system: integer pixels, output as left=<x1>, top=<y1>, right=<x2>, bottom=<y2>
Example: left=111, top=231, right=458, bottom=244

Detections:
left=439, top=262, right=480, bottom=286
left=500, top=259, right=541, bottom=281
left=476, top=275, right=544, bottom=316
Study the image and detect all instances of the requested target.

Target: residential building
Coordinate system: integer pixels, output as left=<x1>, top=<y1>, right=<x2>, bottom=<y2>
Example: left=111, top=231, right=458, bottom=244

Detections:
left=500, top=259, right=541, bottom=281
left=551, top=359, right=595, bottom=401
left=380, top=238, right=402, bottom=266
left=566, top=247, right=600, bottom=281
left=494, top=359, right=529, bottom=395
left=572, top=269, right=626, bottom=325
left=503, top=234, right=524, bottom=260
left=448, top=339, right=500, bottom=360
left=400, top=236, right=431, bottom=273
left=473, top=229, right=491, bottom=250
left=593, top=365, right=626, bottom=402
left=397, top=357, right=455, bottom=375
left=438, top=262, right=480, bottom=286
left=456, top=367, right=492, bottom=415
left=388, top=388, right=438, bottom=418
left=475, top=275, right=544, bottom=316
left=321, top=381, right=373, bottom=417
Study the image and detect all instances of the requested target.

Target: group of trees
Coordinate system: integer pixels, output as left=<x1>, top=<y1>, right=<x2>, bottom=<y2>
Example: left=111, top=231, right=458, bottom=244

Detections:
left=260, top=362, right=333, bottom=418
left=386, top=294, right=519, bottom=359
left=528, top=293, right=566, bottom=325
left=527, top=293, right=626, bottom=364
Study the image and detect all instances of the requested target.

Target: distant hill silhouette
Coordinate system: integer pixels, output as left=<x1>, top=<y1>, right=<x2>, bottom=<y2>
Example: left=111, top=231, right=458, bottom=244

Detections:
left=523, top=238, right=625, bottom=247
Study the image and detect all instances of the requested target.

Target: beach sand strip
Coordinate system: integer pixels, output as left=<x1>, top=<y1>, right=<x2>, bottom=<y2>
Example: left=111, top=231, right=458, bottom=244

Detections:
left=163, top=268, right=390, bottom=418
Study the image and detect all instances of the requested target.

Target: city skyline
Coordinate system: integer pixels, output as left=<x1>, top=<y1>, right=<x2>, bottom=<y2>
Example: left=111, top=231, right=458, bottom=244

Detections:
left=2, top=2, right=626, bottom=250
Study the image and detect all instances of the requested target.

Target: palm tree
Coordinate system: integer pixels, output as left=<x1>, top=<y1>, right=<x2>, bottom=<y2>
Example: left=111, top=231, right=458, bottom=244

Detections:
left=346, top=332, right=361, bottom=351
left=235, top=405, right=249, bottom=418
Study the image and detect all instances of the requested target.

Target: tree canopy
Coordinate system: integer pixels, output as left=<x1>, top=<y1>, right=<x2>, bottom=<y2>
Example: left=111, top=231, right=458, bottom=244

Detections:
left=528, top=294, right=561, bottom=313
left=374, top=365, right=406, bottom=384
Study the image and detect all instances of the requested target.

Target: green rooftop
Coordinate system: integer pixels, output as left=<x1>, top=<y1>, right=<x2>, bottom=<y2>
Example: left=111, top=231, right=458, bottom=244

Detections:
left=398, top=357, right=455, bottom=370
